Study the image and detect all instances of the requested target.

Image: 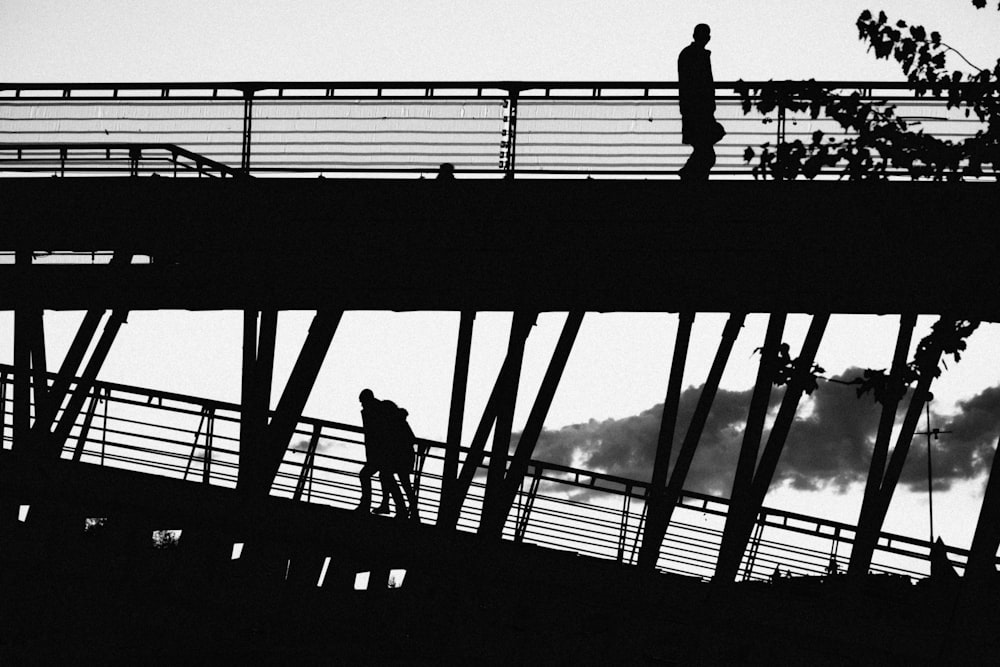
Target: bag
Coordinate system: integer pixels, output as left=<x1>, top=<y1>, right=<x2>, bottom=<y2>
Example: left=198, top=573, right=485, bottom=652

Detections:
left=710, top=120, right=726, bottom=145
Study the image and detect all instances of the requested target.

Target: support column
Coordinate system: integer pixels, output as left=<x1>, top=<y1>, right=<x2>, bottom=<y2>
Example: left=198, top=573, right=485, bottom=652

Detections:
left=848, top=314, right=917, bottom=576
left=849, top=360, right=943, bottom=576
left=238, top=310, right=277, bottom=492
left=713, top=314, right=785, bottom=579
left=438, top=311, right=475, bottom=527
left=965, top=436, right=1000, bottom=579
left=715, top=313, right=832, bottom=583
left=636, top=312, right=695, bottom=568
left=438, top=312, right=534, bottom=530
left=42, top=309, right=129, bottom=460
left=638, top=312, right=744, bottom=570
left=480, top=311, right=584, bottom=538
left=244, top=309, right=342, bottom=498
left=483, top=312, right=535, bottom=516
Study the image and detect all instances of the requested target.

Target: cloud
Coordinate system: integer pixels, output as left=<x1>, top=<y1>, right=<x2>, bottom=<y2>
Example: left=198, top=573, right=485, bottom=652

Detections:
left=522, top=369, right=999, bottom=498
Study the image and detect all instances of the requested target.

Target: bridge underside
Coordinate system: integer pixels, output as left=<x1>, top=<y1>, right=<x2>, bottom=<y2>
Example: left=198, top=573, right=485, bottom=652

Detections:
left=3, top=455, right=998, bottom=664
left=2, top=179, right=998, bottom=317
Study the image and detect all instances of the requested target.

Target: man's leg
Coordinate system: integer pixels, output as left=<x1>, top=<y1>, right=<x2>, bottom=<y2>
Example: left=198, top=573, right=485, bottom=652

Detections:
left=397, top=472, right=420, bottom=521
left=379, top=472, right=407, bottom=519
left=681, top=143, right=716, bottom=180
left=373, top=471, right=393, bottom=514
left=356, top=462, right=376, bottom=511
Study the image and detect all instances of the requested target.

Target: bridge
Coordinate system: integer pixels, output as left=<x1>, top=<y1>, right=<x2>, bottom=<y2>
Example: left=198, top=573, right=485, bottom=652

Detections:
left=2, top=80, right=999, bottom=663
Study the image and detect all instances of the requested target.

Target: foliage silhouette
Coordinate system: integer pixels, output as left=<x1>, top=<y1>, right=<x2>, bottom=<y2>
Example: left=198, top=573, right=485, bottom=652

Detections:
left=738, top=3, right=999, bottom=180
left=846, top=318, right=980, bottom=405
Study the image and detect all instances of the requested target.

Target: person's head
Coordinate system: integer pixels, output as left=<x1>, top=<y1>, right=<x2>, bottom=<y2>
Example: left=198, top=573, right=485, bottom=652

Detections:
left=359, top=388, right=375, bottom=406
left=436, top=162, right=455, bottom=179
left=693, top=23, right=711, bottom=46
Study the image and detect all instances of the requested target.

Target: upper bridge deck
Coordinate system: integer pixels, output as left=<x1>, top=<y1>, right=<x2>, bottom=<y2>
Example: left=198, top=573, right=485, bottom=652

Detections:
left=1, top=80, right=997, bottom=316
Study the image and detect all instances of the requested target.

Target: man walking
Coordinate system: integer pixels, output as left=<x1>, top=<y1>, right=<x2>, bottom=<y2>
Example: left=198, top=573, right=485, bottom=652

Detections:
left=356, top=388, right=407, bottom=518
left=678, top=24, right=722, bottom=180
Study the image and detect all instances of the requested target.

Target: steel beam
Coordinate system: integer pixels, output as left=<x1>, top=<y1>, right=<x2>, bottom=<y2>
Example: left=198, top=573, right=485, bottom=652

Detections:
left=243, top=309, right=342, bottom=498
left=636, top=312, right=695, bottom=568
left=438, top=311, right=475, bottom=527
left=965, top=436, right=1000, bottom=580
left=726, top=314, right=786, bottom=517
left=858, top=315, right=917, bottom=527
left=439, top=313, right=534, bottom=529
left=480, top=311, right=584, bottom=537
left=238, top=310, right=277, bottom=491
left=12, top=308, right=31, bottom=453
left=31, top=309, right=104, bottom=436
left=42, top=309, right=128, bottom=460
left=638, top=312, right=744, bottom=570
left=483, top=312, right=535, bottom=518
left=716, top=314, right=833, bottom=583
left=849, top=333, right=945, bottom=576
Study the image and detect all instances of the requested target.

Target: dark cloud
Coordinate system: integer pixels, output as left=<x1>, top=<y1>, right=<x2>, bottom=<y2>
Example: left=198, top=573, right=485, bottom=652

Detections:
left=522, top=369, right=1000, bottom=497
left=290, top=439, right=338, bottom=452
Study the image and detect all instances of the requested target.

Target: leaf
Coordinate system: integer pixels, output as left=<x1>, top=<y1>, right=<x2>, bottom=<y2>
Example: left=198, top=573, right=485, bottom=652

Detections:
left=743, top=147, right=755, bottom=162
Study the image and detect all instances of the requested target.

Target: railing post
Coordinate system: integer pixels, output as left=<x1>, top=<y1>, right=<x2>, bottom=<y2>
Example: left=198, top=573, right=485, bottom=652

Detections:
left=775, top=97, right=787, bottom=181
left=241, top=89, right=255, bottom=174
left=439, top=311, right=475, bottom=526
left=203, top=407, right=215, bottom=485
left=501, top=87, right=519, bottom=178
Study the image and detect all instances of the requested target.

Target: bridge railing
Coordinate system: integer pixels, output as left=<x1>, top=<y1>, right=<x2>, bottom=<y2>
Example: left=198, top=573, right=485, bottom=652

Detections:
left=1, top=81, right=994, bottom=179
left=1, top=364, right=990, bottom=581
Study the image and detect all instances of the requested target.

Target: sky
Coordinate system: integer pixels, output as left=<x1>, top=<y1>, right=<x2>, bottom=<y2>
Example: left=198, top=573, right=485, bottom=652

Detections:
left=1, top=1, right=998, bottom=556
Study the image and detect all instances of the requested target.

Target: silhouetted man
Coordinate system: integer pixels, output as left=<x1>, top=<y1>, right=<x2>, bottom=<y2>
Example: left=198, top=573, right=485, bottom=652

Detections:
left=356, top=388, right=407, bottom=518
left=385, top=406, right=420, bottom=521
left=678, top=24, right=723, bottom=180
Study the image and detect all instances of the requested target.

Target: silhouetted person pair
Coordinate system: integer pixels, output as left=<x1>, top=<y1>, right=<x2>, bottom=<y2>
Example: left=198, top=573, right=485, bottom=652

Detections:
left=356, top=389, right=419, bottom=520
left=678, top=24, right=724, bottom=180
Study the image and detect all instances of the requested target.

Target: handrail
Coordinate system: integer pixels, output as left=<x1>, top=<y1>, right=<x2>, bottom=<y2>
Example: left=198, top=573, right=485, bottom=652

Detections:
left=0, top=142, right=243, bottom=177
left=2, top=80, right=997, bottom=93
left=2, top=80, right=994, bottom=180
left=2, top=362, right=991, bottom=582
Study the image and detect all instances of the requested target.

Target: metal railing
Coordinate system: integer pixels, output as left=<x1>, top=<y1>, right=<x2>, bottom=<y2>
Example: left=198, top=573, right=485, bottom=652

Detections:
left=1, top=363, right=992, bottom=581
left=1, top=81, right=995, bottom=179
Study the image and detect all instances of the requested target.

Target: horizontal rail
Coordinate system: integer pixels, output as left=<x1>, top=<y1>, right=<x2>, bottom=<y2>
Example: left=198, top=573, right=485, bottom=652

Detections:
left=1, top=363, right=991, bottom=581
left=1, top=81, right=994, bottom=180
left=3, top=81, right=997, bottom=93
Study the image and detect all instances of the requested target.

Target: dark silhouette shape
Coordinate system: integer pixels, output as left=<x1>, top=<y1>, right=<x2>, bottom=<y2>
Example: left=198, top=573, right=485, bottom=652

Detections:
left=384, top=406, right=421, bottom=521
left=356, top=388, right=407, bottom=518
left=678, top=24, right=724, bottom=180
left=929, top=537, right=960, bottom=580
left=436, top=162, right=455, bottom=179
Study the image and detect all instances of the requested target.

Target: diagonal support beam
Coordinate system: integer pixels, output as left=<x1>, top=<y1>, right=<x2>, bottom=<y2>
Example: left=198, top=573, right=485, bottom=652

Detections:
left=484, top=311, right=535, bottom=510
left=728, top=314, right=786, bottom=515
left=238, top=309, right=277, bottom=491
left=965, top=436, right=1000, bottom=580
left=479, top=311, right=584, bottom=538
left=27, top=252, right=131, bottom=455
left=715, top=313, right=828, bottom=582
left=438, top=311, right=476, bottom=526
left=635, top=312, right=695, bottom=567
left=638, top=312, right=745, bottom=570
left=847, top=313, right=917, bottom=576
left=849, top=345, right=944, bottom=576
left=438, top=312, right=535, bottom=529
left=241, top=309, right=342, bottom=498
left=41, top=309, right=129, bottom=461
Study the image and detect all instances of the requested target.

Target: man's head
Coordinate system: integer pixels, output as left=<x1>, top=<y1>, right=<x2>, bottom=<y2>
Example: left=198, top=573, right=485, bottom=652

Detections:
left=693, top=23, right=711, bottom=46
left=359, top=388, right=375, bottom=406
